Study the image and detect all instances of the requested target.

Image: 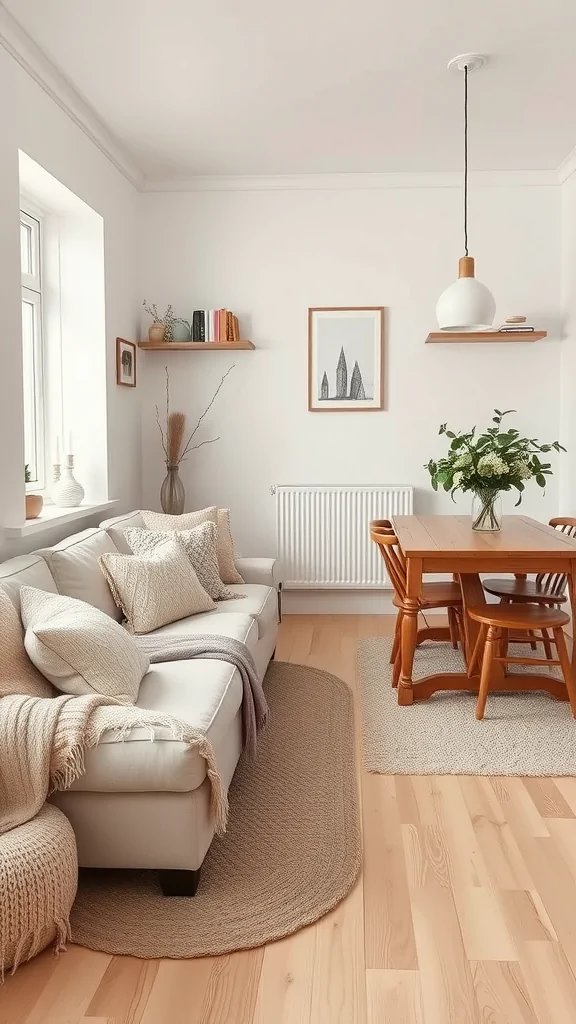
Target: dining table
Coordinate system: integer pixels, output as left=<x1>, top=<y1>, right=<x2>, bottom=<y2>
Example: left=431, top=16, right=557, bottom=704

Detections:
left=390, top=513, right=576, bottom=706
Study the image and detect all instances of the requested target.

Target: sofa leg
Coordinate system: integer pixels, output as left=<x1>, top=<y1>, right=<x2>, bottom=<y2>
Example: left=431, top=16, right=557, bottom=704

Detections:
left=158, top=868, right=201, bottom=897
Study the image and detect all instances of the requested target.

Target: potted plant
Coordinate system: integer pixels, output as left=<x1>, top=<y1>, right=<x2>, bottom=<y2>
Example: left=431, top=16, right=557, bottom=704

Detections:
left=426, top=409, right=565, bottom=531
left=155, top=364, right=233, bottom=513
left=142, top=301, right=176, bottom=343
left=25, top=465, right=43, bottom=520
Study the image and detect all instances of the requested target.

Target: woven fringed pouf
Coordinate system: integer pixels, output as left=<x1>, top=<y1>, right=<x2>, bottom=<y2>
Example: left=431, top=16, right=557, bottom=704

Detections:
left=0, top=803, right=78, bottom=980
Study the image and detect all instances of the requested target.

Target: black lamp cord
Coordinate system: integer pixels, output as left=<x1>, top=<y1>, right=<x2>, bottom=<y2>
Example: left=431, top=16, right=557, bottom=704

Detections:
left=464, top=63, right=469, bottom=257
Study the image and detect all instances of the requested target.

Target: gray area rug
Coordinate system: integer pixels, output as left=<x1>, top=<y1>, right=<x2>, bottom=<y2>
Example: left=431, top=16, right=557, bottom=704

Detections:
left=358, top=638, right=576, bottom=776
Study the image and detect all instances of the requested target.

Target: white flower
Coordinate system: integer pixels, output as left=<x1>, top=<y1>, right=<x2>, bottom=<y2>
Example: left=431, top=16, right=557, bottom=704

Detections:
left=453, top=452, right=472, bottom=469
left=453, top=471, right=463, bottom=486
left=511, top=460, right=532, bottom=480
left=477, top=453, right=510, bottom=477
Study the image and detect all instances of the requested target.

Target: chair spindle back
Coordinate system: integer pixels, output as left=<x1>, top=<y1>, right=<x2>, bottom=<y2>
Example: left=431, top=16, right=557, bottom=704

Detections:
left=369, top=519, right=407, bottom=602
left=536, top=517, right=576, bottom=596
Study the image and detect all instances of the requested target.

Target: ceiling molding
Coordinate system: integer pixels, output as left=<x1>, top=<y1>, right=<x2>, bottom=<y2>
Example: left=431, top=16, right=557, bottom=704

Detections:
left=142, top=169, right=559, bottom=193
left=0, top=3, right=143, bottom=190
left=557, top=145, right=576, bottom=185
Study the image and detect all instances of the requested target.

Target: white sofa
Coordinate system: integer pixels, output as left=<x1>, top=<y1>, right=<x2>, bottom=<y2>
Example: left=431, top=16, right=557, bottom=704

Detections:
left=0, top=510, right=279, bottom=896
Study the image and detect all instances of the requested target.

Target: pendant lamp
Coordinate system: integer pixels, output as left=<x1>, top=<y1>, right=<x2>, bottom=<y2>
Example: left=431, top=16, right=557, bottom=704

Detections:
left=436, top=54, right=496, bottom=332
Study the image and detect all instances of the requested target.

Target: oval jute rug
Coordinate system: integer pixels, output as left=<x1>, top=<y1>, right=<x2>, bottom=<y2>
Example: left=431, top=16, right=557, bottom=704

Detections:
left=70, top=661, right=361, bottom=958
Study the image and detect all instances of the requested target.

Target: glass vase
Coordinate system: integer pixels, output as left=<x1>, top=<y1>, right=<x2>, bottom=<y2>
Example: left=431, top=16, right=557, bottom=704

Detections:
left=471, top=489, right=502, bottom=532
left=160, top=465, right=185, bottom=514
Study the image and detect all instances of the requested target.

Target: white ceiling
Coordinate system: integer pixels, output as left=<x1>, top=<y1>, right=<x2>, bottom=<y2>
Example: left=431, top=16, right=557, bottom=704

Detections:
left=3, top=0, right=576, bottom=180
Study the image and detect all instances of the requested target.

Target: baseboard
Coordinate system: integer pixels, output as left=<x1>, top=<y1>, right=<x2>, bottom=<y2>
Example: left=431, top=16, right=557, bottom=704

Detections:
left=282, top=590, right=412, bottom=615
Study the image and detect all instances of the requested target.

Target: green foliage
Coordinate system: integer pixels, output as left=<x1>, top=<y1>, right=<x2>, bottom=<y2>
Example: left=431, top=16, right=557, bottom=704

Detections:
left=425, top=410, right=566, bottom=507
left=24, top=464, right=31, bottom=484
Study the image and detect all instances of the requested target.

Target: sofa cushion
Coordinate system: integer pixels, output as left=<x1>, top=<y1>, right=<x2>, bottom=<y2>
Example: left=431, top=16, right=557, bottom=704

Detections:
left=21, top=587, right=149, bottom=702
left=0, top=553, right=58, bottom=612
left=215, top=584, right=278, bottom=639
left=100, top=538, right=215, bottom=634
left=36, top=528, right=120, bottom=621
left=66, top=656, right=244, bottom=794
left=149, top=610, right=260, bottom=662
left=141, top=507, right=244, bottom=585
left=100, top=510, right=146, bottom=553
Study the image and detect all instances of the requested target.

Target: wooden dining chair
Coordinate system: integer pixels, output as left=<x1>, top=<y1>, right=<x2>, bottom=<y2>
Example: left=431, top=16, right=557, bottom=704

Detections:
left=483, top=517, right=576, bottom=658
left=467, top=602, right=576, bottom=720
left=370, top=519, right=465, bottom=686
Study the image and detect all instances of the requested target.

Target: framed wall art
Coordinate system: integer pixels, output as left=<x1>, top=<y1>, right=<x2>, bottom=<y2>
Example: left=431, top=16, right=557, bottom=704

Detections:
left=116, top=337, right=136, bottom=387
left=308, top=307, right=384, bottom=411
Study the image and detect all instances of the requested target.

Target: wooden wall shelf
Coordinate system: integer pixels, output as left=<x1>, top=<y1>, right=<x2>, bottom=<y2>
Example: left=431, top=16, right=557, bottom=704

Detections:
left=138, top=341, right=255, bottom=351
left=426, top=331, right=547, bottom=344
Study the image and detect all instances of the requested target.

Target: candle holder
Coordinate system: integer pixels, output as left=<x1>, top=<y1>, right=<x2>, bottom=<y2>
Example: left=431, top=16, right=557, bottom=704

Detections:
left=52, top=454, right=85, bottom=508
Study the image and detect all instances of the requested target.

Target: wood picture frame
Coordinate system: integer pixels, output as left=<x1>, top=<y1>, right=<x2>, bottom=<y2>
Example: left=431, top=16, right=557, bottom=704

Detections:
left=116, top=337, right=136, bottom=388
left=308, top=307, right=384, bottom=412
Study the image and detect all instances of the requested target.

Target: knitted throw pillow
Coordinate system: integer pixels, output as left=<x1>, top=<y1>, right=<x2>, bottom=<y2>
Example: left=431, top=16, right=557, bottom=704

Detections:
left=140, top=507, right=245, bottom=585
left=124, top=522, right=242, bottom=602
left=20, top=587, right=149, bottom=703
left=0, top=588, right=54, bottom=698
left=99, top=537, right=215, bottom=634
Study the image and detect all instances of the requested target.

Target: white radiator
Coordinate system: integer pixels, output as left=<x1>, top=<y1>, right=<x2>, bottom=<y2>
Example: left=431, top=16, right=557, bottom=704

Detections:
left=275, top=485, right=413, bottom=589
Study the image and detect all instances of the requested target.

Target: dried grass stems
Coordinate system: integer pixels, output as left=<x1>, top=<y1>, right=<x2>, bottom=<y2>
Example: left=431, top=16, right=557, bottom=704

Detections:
left=155, top=364, right=234, bottom=468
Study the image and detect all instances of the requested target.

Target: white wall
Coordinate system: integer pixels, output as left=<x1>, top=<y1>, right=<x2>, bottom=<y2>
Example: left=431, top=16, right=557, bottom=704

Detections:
left=0, top=46, right=141, bottom=560
left=560, top=170, right=576, bottom=510
left=139, top=181, right=563, bottom=558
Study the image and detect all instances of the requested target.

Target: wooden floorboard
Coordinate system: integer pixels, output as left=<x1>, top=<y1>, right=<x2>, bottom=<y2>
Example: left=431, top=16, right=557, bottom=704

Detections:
left=2, top=614, right=576, bottom=1023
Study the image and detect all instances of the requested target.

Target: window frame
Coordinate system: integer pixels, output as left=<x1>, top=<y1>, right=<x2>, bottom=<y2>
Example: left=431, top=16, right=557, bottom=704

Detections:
left=20, top=205, right=47, bottom=492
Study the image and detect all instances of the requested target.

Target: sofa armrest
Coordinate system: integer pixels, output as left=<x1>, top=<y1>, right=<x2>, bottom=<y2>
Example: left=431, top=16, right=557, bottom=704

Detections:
left=235, top=556, right=278, bottom=588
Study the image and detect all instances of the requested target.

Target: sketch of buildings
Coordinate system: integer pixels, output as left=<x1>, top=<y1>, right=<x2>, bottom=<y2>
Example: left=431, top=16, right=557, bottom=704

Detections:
left=349, top=361, right=366, bottom=400
left=336, top=348, right=348, bottom=399
left=319, top=347, right=366, bottom=402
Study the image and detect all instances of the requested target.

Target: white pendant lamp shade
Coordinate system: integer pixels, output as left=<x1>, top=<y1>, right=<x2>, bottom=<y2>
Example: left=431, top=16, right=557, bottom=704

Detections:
left=436, top=256, right=496, bottom=331
left=437, top=55, right=496, bottom=332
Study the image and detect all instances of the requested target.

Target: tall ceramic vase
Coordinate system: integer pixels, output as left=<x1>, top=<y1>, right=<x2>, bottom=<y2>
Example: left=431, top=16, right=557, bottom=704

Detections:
left=160, top=465, right=185, bottom=514
left=52, top=455, right=85, bottom=508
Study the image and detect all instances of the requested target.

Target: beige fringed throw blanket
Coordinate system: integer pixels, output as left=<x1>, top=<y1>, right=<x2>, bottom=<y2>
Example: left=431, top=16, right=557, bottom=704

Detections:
left=0, top=633, right=267, bottom=840
left=0, top=632, right=267, bottom=978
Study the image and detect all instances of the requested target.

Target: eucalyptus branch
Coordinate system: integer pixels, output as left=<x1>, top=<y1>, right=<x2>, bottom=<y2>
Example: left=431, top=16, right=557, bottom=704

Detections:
left=180, top=436, right=220, bottom=460
left=179, top=364, right=234, bottom=460
left=155, top=405, right=167, bottom=456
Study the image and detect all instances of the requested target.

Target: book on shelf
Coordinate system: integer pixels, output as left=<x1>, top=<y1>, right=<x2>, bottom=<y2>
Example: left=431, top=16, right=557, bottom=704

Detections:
left=190, top=308, right=242, bottom=343
left=192, top=310, right=204, bottom=342
left=498, top=325, right=535, bottom=333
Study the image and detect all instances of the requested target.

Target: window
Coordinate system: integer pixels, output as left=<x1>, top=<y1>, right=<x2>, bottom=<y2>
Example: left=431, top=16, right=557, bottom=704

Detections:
left=20, top=209, right=45, bottom=490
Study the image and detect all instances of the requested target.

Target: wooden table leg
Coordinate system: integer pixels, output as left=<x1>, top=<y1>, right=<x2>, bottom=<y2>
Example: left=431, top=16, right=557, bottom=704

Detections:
left=459, top=572, right=506, bottom=687
left=398, top=558, right=422, bottom=705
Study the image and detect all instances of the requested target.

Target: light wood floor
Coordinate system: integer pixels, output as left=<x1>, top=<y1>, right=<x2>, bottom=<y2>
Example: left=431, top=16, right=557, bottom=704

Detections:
left=3, top=614, right=576, bottom=1023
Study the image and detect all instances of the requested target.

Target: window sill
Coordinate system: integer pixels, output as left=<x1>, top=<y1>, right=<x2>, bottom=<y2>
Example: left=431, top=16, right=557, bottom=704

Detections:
left=3, top=500, right=119, bottom=538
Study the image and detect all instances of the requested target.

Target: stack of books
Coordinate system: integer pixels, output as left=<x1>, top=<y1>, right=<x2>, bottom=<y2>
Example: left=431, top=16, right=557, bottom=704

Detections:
left=498, top=316, right=535, bottom=334
left=191, top=310, right=241, bottom=342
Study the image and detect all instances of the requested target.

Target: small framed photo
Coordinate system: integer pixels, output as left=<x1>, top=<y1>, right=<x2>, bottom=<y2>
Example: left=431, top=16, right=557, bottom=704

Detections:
left=308, top=307, right=384, bottom=411
left=116, top=338, right=136, bottom=388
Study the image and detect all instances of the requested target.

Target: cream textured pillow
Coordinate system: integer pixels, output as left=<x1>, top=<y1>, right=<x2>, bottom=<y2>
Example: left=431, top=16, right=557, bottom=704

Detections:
left=124, top=522, right=242, bottom=602
left=99, top=537, right=215, bottom=634
left=20, top=586, right=149, bottom=703
left=140, top=507, right=244, bottom=585
left=0, top=588, right=54, bottom=698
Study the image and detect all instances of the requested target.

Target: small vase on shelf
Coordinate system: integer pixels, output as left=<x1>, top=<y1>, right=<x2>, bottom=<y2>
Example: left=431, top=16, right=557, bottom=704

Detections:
left=148, top=323, right=166, bottom=344
left=471, top=489, right=502, bottom=532
left=160, top=465, right=185, bottom=514
left=52, top=455, right=85, bottom=508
